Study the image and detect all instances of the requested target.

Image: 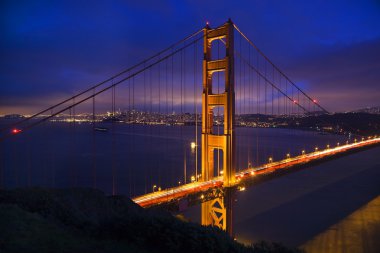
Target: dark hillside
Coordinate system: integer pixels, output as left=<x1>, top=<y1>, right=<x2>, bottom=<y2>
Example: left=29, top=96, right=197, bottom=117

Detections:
left=0, top=188, right=302, bottom=253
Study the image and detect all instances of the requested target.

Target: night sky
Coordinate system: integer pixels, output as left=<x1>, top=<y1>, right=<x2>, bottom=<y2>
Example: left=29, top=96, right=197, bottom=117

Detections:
left=1, top=0, right=380, bottom=114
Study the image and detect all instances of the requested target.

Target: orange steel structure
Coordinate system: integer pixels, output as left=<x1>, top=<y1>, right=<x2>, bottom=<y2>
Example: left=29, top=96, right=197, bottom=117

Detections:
left=201, top=19, right=235, bottom=234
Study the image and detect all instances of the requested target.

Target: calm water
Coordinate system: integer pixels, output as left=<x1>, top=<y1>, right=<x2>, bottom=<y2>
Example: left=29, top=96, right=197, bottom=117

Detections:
left=1, top=120, right=379, bottom=251
left=182, top=145, right=380, bottom=251
left=1, top=120, right=347, bottom=197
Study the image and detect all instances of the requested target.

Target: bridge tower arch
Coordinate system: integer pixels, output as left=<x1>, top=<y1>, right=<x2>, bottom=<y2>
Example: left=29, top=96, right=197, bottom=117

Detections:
left=201, top=19, right=235, bottom=235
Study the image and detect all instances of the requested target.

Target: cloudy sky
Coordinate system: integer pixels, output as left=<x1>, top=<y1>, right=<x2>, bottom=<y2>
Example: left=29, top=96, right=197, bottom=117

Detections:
left=1, top=0, right=380, bottom=114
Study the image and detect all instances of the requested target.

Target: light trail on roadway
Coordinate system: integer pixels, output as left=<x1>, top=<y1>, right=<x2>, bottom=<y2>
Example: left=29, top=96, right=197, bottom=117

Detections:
left=133, top=136, right=380, bottom=208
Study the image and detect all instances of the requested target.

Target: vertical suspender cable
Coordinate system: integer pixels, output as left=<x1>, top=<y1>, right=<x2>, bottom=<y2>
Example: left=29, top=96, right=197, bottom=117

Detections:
left=217, top=40, right=220, bottom=176
left=165, top=57, right=169, bottom=189
left=112, top=79, right=116, bottom=195
left=158, top=57, right=161, bottom=188
left=149, top=65, right=153, bottom=192
left=132, top=75, right=135, bottom=195
left=243, top=39, right=248, bottom=169
left=73, top=98, right=76, bottom=186
left=171, top=48, right=175, bottom=186
left=194, top=41, right=198, bottom=181
left=143, top=64, right=147, bottom=194
left=180, top=45, right=185, bottom=184
left=256, top=51, right=260, bottom=166
left=92, top=88, right=97, bottom=189
left=183, top=46, right=187, bottom=184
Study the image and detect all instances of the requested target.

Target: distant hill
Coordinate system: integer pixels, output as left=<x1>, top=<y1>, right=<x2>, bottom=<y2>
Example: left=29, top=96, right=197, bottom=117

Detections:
left=239, top=112, right=380, bottom=135
left=0, top=188, right=302, bottom=253
left=302, top=112, right=380, bottom=135
left=349, top=106, right=380, bottom=114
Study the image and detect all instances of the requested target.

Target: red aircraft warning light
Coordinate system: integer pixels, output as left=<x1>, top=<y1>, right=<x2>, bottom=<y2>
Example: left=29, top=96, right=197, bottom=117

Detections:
left=11, top=128, right=22, bottom=134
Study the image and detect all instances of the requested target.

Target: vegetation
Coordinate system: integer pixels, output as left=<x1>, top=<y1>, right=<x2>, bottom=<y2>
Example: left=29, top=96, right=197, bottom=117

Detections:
left=0, top=188, right=303, bottom=253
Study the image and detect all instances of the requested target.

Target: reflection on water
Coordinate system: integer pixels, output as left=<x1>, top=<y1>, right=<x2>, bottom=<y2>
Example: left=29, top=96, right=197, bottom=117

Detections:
left=183, top=146, right=380, bottom=251
left=301, top=195, right=380, bottom=253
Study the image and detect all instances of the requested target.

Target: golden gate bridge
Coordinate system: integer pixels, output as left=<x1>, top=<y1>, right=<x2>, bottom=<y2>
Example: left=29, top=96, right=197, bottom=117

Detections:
left=1, top=19, right=379, bottom=235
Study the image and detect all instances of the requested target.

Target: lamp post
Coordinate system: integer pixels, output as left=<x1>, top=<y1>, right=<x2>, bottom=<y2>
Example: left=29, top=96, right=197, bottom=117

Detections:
left=187, top=141, right=198, bottom=183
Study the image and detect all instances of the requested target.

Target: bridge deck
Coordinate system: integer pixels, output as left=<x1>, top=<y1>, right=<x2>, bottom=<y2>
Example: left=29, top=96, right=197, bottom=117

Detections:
left=133, top=137, right=380, bottom=208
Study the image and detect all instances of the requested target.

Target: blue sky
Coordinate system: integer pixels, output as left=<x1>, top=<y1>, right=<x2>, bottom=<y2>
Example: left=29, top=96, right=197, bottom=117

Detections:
left=1, top=0, right=380, bottom=113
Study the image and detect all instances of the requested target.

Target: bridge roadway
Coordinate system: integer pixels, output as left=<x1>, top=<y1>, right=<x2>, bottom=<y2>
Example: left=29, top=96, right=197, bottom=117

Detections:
left=133, top=137, right=380, bottom=208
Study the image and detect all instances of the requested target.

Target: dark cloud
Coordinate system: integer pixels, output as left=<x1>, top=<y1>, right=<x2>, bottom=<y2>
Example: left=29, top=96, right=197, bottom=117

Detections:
left=284, top=38, right=380, bottom=111
left=1, top=0, right=380, bottom=114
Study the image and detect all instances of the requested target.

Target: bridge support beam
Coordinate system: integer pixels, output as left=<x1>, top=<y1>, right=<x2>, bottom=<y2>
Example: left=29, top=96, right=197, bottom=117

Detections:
left=201, top=19, right=235, bottom=235
left=201, top=187, right=234, bottom=235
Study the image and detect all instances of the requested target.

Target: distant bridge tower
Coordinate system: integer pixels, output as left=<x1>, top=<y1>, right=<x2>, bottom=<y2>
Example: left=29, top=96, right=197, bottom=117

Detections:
left=201, top=19, right=235, bottom=235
